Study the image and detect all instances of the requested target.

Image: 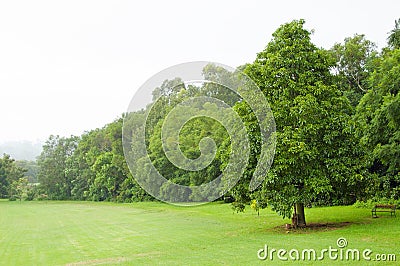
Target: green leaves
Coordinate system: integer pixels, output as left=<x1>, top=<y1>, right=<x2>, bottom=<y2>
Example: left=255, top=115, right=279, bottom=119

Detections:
left=230, top=19, right=365, bottom=222
left=0, top=154, right=27, bottom=199
left=388, top=18, right=400, bottom=49
left=37, top=135, right=79, bottom=200
left=355, top=49, right=400, bottom=199
left=331, top=34, right=377, bottom=103
left=32, top=18, right=399, bottom=211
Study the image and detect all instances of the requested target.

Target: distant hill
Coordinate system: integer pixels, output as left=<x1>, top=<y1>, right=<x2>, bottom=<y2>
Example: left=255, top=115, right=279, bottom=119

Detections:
left=0, top=141, right=43, bottom=161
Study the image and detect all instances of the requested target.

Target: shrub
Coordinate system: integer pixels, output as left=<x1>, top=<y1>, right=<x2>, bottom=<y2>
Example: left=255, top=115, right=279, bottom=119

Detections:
left=9, top=196, right=17, bottom=201
left=37, top=194, right=48, bottom=201
left=354, top=197, right=400, bottom=208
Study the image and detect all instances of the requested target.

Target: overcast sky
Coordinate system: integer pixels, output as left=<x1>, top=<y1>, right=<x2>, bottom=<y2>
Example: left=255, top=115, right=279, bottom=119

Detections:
left=0, top=0, right=399, bottom=143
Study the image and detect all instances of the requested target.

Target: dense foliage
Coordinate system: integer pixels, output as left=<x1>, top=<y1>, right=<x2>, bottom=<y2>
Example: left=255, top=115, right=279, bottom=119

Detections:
left=7, top=18, right=395, bottom=226
left=0, top=154, right=31, bottom=200
left=241, top=20, right=367, bottom=226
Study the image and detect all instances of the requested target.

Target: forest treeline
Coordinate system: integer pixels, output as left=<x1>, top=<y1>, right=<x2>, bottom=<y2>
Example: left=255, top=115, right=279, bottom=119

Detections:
left=1, top=19, right=399, bottom=223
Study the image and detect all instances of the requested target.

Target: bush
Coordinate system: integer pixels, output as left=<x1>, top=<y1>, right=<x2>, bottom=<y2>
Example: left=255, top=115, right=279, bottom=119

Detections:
left=25, top=186, right=37, bottom=201
left=353, top=199, right=374, bottom=209
left=37, top=194, right=48, bottom=201
left=9, top=196, right=17, bottom=201
left=25, top=191, right=36, bottom=201
left=353, top=197, right=400, bottom=208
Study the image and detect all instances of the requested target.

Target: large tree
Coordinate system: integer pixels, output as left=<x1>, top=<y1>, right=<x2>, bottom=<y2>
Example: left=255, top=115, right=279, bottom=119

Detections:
left=37, top=135, right=79, bottom=199
left=241, top=19, right=364, bottom=227
left=355, top=48, right=400, bottom=199
left=65, top=118, right=147, bottom=202
left=331, top=34, right=377, bottom=107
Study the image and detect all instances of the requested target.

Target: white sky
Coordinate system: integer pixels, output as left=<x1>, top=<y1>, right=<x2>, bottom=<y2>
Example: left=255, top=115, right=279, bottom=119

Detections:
left=0, top=0, right=399, bottom=143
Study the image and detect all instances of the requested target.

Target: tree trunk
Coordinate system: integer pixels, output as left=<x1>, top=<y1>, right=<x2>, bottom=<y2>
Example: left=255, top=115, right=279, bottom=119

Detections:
left=295, top=202, right=306, bottom=227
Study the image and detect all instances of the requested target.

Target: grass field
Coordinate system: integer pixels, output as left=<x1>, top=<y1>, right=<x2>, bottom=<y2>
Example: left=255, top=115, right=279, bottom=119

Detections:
left=0, top=200, right=399, bottom=265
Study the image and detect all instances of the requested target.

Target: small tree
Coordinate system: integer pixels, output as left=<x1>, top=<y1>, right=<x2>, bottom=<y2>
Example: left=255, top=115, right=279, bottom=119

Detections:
left=11, top=177, right=29, bottom=201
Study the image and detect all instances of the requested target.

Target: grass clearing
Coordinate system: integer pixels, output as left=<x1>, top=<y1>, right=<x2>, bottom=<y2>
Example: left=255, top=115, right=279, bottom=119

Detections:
left=0, top=200, right=399, bottom=265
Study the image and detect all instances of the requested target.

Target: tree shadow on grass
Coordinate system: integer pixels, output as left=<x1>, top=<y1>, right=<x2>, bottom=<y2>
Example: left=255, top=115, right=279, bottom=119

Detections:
left=272, top=222, right=353, bottom=234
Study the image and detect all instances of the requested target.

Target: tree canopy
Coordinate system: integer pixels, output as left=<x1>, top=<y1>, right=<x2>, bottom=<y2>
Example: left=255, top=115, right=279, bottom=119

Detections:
left=0, top=154, right=27, bottom=199
left=235, top=19, right=365, bottom=226
left=31, top=18, right=400, bottom=227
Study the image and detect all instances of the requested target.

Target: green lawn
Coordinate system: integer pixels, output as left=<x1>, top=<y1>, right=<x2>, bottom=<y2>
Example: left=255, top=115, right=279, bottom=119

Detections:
left=0, top=200, right=398, bottom=265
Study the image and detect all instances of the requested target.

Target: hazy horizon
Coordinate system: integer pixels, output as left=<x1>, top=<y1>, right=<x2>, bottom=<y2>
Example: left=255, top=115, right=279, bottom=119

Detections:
left=0, top=140, right=43, bottom=161
left=1, top=0, right=399, bottom=143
